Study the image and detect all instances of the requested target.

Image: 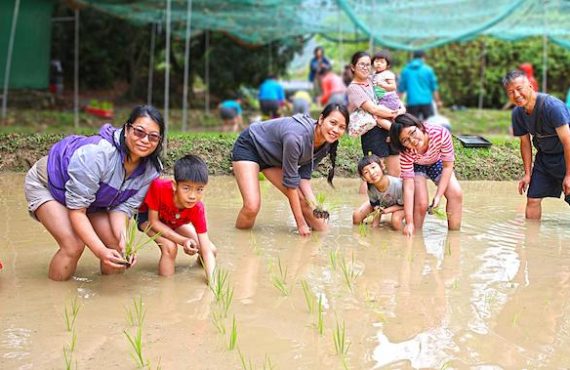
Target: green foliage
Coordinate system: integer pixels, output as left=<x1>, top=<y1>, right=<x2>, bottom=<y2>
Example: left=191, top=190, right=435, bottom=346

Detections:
left=124, top=219, right=161, bottom=264
left=64, top=296, right=81, bottom=332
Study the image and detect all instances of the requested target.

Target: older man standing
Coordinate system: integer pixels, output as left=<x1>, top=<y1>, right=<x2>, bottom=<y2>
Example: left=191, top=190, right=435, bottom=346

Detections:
left=503, top=69, right=570, bottom=219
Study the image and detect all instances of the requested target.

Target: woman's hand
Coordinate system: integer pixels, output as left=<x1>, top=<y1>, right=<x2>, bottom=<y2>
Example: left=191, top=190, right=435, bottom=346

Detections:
left=183, top=238, right=199, bottom=255
left=298, top=224, right=311, bottom=237
left=430, top=195, right=441, bottom=210
left=99, top=248, right=128, bottom=269
left=403, top=223, right=414, bottom=237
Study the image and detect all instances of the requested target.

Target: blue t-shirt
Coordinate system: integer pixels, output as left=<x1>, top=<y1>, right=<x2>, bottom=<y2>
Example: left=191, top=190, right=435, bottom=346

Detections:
left=220, top=100, right=242, bottom=115
left=398, top=59, right=438, bottom=106
left=512, top=93, right=570, bottom=137
left=258, top=79, right=285, bottom=102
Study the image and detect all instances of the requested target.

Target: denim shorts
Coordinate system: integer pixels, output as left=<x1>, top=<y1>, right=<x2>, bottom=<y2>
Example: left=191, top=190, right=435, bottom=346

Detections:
left=231, top=128, right=271, bottom=170
left=414, top=159, right=443, bottom=184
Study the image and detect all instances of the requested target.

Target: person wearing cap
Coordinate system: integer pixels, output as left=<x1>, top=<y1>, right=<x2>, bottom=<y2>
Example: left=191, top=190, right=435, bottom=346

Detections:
left=398, top=50, right=442, bottom=121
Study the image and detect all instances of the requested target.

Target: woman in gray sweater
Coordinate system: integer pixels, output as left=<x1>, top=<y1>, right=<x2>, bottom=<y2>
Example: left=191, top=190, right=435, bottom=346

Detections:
left=231, top=103, right=348, bottom=236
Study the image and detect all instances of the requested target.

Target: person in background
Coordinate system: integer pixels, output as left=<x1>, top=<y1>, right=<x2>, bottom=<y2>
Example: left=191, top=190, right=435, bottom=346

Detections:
left=24, top=105, right=165, bottom=280
left=371, top=50, right=405, bottom=114
left=231, top=104, right=348, bottom=237
left=566, top=87, right=570, bottom=109
left=398, top=50, right=442, bottom=121
left=342, top=64, right=354, bottom=87
left=319, top=65, right=347, bottom=107
left=219, top=97, right=244, bottom=132
left=258, top=75, right=286, bottom=119
left=518, top=63, right=539, bottom=92
left=291, top=90, right=313, bottom=115
left=138, top=154, right=217, bottom=282
left=308, top=46, right=332, bottom=98
left=503, top=69, right=570, bottom=220
left=347, top=51, right=401, bottom=179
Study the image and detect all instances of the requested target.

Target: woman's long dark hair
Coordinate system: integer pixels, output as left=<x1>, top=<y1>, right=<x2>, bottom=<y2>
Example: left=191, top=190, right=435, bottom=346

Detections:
left=319, top=103, right=349, bottom=187
left=389, top=113, right=425, bottom=153
left=120, top=105, right=165, bottom=171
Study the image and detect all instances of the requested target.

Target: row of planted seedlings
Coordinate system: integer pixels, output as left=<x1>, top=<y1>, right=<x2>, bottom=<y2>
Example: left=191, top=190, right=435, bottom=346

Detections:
left=256, top=191, right=360, bottom=370
left=59, top=217, right=162, bottom=369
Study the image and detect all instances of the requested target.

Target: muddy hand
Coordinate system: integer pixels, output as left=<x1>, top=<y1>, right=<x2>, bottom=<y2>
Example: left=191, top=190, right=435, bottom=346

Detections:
left=183, top=239, right=199, bottom=256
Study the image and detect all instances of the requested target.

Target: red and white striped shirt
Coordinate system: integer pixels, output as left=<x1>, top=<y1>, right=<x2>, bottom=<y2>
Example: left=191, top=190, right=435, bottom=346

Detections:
left=400, top=124, right=455, bottom=179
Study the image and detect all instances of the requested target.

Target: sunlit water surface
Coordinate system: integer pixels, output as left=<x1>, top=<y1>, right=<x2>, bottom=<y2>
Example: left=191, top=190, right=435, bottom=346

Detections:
left=1, top=174, right=570, bottom=369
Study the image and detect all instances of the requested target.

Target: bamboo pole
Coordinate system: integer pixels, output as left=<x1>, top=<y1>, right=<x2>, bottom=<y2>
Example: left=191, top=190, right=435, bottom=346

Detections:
left=2, top=0, right=21, bottom=121
left=182, top=0, right=193, bottom=131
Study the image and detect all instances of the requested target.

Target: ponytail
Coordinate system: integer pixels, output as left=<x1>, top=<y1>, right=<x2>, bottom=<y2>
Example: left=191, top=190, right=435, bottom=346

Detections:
left=327, top=140, right=339, bottom=187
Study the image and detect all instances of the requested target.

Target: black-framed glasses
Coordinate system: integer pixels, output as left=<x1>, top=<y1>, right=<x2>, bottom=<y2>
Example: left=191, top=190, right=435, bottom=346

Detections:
left=356, top=62, right=371, bottom=69
left=401, top=127, right=419, bottom=146
left=128, top=124, right=161, bottom=143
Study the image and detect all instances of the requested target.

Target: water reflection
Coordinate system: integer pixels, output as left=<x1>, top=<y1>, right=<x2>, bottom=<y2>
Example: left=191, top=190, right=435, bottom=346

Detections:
left=2, top=176, right=570, bottom=368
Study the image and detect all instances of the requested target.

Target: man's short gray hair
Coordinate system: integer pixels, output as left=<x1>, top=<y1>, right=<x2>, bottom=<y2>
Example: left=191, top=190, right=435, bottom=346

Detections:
left=502, top=69, right=526, bottom=88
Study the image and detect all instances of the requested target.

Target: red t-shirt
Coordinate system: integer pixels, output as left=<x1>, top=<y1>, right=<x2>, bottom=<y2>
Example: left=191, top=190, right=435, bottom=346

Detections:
left=139, top=178, right=208, bottom=232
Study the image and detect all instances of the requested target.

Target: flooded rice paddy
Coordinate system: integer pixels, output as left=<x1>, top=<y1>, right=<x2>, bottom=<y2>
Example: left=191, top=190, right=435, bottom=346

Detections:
left=1, top=173, right=570, bottom=369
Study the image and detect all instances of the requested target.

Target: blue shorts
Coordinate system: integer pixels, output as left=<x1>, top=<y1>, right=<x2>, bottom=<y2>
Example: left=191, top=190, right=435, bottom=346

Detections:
left=231, top=128, right=271, bottom=170
left=414, top=160, right=443, bottom=184
left=528, top=152, right=566, bottom=199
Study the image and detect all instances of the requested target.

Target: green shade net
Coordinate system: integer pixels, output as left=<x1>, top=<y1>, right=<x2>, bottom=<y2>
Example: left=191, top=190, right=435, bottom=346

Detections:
left=76, top=0, right=570, bottom=50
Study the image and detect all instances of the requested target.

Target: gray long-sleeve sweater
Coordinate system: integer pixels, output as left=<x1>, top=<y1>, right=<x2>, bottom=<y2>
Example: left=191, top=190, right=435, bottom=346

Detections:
left=248, top=114, right=331, bottom=188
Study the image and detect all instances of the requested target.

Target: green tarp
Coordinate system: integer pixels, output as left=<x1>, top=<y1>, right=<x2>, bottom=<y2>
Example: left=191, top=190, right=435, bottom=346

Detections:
left=0, top=0, right=55, bottom=89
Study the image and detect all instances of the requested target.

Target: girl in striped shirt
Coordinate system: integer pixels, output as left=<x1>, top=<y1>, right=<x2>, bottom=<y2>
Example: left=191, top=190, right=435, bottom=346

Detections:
left=389, top=113, right=463, bottom=236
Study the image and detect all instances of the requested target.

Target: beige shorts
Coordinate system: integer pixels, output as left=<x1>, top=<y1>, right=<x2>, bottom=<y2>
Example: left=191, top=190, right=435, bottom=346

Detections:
left=24, top=156, right=54, bottom=220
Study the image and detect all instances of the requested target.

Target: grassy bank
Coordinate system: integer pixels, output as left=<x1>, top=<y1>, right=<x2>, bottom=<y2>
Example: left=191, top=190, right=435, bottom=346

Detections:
left=0, top=108, right=523, bottom=180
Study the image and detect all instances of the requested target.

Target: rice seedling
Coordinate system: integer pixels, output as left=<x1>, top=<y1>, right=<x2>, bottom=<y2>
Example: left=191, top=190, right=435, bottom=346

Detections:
left=126, top=296, right=146, bottom=327
left=427, top=205, right=447, bottom=220
left=63, top=330, right=77, bottom=370
left=332, top=319, right=350, bottom=357
left=445, top=239, right=452, bottom=256
left=300, top=280, right=316, bottom=314
left=210, top=267, right=230, bottom=302
left=328, top=248, right=339, bottom=271
left=362, top=207, right=382, bottom=225
left=220, top=284, right=234, bottom=317
left=440, top=361, right=451, bottom=370
left=124, top=325, right=148, bottom=368
left=316, top=295, right=324, bottom=336
left=263, top=354, right=275, bottom=370
left=512, top=310, right=521, bottom=327
left=64, top=296, right=81, bottom=332
left=358, top=222, right=368, bottom=237
left=228, top=315, right=238, bottom=351
left=211, top=309, right=226, bottom=334
left=338, top=253, right=361, bottom=292
left=312, top=192, right=330, bottom=221
left=270, top=256, right=289, bottom=296
left=123, top=218, right=161, bottom=265
left=238, top=348, right=255, bottom=370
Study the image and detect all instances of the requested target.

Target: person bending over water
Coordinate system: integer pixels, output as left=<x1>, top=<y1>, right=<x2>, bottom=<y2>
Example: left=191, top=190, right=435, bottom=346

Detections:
left=24, top=105, right=164, bottom=280
left=389, top=113, right=463, bottom=237
left=231, top=103, right=348, bottom=236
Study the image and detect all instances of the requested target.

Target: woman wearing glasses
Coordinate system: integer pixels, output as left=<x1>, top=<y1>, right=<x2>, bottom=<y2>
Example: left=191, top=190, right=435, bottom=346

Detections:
left=389, top=113, right=463, bottom=237
left=347, top=51, right=404, bottom=179
left=24, top=105, right=164, bottom=280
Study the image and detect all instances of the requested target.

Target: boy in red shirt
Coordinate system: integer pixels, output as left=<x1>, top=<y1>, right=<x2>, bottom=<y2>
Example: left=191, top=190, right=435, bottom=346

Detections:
left=138, top=154, right=217, bottom=282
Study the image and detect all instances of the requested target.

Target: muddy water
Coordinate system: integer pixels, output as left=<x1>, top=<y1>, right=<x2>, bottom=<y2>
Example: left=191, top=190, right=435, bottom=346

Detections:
left=1, top=173, right=570, bottom=369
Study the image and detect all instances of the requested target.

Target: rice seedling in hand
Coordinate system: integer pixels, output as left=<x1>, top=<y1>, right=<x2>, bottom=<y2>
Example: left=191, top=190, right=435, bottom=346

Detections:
left=270, top=256, right=289, bottom=296
left=358, top=222, right=368, bottom=237
left=228, top=315, right=238, bottom=351
left=427, top=205, right=447, bottom=220
left=338, top=253, right=361, bottom=292
left=122, top=218, right=161, bottom=266
left=311, top=192, right=330, bottom=221
left=64, top=296, right=81, bottom=332
left=300, top=280, right=316, bottom=314
left=332, top=319, right=350, bottom=357
left=126, top=296, right=146, bottom=327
